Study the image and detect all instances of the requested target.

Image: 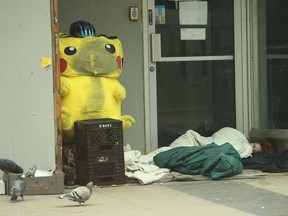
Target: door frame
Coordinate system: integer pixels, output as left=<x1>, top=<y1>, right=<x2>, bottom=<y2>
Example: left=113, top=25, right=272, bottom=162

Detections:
left=142, top=0, right=251, bottom=152
left=143, top=0, right=158, bottom=153
left=50, top=0, right=62, bottom=169
left=234, top=0, right=251, bottom=135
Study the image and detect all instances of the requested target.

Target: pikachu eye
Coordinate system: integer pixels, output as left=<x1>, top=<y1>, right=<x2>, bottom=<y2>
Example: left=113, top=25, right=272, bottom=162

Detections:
left=105, top=44, right=115, bottom=54
left=64, top=46, right=77, bottom=55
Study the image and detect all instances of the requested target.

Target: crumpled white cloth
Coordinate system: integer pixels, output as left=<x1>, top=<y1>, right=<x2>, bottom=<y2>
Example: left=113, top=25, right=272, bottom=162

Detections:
left=124, top=148, right=170, bottom=185
left=131, top=168, right=170, bottom=185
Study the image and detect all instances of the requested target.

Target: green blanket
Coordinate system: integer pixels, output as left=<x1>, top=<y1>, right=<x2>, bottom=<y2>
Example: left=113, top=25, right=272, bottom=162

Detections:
left=153, top=143, right=243, bottom=180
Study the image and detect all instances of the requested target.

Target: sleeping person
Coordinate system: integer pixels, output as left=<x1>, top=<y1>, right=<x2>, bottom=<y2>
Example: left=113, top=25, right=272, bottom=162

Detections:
left=168, top=127, right=274, bottom=158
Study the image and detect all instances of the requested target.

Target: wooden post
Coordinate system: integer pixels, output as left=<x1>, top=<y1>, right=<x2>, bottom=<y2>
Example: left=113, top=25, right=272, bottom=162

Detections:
left=50, top=0, right=63, bottom=171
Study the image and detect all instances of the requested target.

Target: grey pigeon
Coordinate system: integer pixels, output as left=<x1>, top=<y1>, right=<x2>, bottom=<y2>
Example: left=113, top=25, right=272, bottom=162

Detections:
left=25, top=165, right=37, bottom=177
left=10, top=175, right=26, bottom=201
left=0, top=158, right=23, bottom=174
left=58, top=181, right=93, bottom=204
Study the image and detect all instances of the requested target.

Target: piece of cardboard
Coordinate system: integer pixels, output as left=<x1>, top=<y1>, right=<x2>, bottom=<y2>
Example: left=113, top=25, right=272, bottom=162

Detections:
left=4, top=172, right=64, bottom=195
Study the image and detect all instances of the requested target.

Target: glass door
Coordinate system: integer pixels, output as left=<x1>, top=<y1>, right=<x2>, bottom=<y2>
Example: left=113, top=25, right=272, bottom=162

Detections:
left=148, top=0, right=240, bottom=148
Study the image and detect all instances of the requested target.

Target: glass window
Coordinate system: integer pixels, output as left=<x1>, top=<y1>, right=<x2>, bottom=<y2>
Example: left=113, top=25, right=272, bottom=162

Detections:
left=252, top=0, right=288, bottom=130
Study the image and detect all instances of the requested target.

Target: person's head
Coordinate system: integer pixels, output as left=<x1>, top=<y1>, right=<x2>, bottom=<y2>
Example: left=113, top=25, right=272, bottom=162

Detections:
left=250, top=143, right=262, bottom=153
left=249, top=137, right=275, bottom=154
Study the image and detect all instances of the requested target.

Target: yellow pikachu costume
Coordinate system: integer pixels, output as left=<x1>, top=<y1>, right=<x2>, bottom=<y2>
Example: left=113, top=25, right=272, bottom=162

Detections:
left=59, top=33, right=135, bottom=142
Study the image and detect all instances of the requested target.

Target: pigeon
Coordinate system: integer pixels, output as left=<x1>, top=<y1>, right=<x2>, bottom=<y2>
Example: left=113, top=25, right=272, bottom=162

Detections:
left=25, top=165, right=37, bottom=177
left=0, top=158, right=23, bottom=174
left=58, top=181, right=93, bottom=204
left=10, top=175, right=26, bottom=201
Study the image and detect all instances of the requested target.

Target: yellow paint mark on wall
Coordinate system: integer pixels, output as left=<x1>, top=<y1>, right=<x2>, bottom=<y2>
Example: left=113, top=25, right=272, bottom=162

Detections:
left=41, top=57, right=51, bottom=68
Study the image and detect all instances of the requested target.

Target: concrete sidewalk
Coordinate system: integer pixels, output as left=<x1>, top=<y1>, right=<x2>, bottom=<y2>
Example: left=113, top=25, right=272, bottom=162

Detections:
left=1, top=173, right=288, bottom=216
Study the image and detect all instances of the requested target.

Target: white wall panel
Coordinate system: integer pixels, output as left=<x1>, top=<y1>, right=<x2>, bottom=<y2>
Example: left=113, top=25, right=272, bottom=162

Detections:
left=0, top=0, right=56, bottom=178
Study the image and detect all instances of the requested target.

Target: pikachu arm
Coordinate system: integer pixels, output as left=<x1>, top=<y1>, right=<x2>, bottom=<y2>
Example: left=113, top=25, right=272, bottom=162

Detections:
left=60, top=76, right=71, bottom=97
left=114, top=82, right=126, bottom=101
left=120, top=115, right=135, bottom=130
left=61, top=106, right=73, bottom=131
